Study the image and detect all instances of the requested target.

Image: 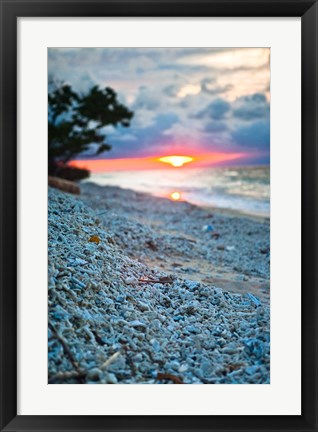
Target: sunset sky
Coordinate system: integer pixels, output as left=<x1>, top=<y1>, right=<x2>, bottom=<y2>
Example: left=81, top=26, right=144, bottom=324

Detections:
left=48, top=48, right=270, bottom=169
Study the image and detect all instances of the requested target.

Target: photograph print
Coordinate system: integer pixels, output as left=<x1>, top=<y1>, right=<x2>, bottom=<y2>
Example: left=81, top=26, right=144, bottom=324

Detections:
left=48, top=47, right=270, bottom=384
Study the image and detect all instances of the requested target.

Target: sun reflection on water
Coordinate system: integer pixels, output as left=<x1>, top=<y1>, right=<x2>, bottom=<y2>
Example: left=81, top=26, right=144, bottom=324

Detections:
left=170, top=192, right=181, bottom=201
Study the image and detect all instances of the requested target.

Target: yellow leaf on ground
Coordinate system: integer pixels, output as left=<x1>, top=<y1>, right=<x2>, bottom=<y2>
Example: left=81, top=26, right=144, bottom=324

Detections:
left=89, top=235, right=100, bottom=244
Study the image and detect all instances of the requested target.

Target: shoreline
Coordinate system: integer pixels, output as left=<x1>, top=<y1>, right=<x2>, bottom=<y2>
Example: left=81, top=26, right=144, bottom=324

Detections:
left=199, top=204, right=269, bottom=223
left=48, top=183, right=270, bottom=384
left=83, top=179, right=270, bottom=222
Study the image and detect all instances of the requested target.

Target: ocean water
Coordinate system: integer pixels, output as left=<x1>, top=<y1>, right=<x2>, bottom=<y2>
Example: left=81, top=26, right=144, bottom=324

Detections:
left=88, top=166, right=270, bottom=217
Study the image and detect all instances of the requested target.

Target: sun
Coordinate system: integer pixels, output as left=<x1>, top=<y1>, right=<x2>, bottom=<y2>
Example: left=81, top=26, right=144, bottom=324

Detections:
left=170, top=192, right=181, bottom=201
left=158, top=155, right=193, bottom=167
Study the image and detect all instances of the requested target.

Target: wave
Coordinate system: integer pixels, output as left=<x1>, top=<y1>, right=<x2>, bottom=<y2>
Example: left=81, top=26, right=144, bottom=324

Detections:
left=87, top=166, right=270, bottom=217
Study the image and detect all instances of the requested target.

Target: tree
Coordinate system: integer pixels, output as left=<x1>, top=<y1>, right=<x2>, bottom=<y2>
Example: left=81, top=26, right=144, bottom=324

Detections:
left=48, top=81, right=134, bottom=179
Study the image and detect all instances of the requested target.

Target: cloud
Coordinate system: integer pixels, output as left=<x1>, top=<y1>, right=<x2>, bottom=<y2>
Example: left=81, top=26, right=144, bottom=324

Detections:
left=231, top=120, right=270, bottom=149
left=177, top=83, right=201, bottom=98
left=163, top=84, right=180, bottom=97
left=233, top=93, right=269, bottom=121
left=203, top=121, right=228, bottom=133
left=178, top=48, right=269, bottom=71
left=201, top=78, right=233, bottom=96
left=133, top=86, right=161, bottom=110
left=106, top=112, right=180, bottom=158
left=116, top=133, right=137, bottom=142
left=48, top=47, right=270, bottom=163
left=195, top=98, right=231, bottom=120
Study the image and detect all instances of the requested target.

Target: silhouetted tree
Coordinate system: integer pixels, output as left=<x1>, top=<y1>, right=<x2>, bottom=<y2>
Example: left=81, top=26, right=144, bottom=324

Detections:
left=48, top=80, right=134, bottom=179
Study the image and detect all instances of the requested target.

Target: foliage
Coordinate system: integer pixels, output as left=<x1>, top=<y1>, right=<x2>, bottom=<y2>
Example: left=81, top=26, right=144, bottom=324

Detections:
left=48, top=80, right=134, bottom=178
left=51, top=165, right=90, bottom=182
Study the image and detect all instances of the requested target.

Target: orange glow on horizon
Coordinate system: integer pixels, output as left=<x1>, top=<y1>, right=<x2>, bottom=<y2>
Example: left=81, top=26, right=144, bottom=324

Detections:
left=70, top=152, right=248, bottom=172
left=170, top=192, right=181, bottom=201
left=158, top=155, right=194, bottom=167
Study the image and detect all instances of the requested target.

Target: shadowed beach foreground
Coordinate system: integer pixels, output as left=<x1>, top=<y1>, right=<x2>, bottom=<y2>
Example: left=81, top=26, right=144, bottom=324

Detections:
left=48, top=183, right=270, bottom=384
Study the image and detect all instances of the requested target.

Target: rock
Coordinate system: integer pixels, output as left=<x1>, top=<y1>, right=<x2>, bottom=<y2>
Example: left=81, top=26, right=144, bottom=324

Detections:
left=150, top=338, right=161, bottom=352
left=178, top=364, right=188, bottom=373
left=137, top=302, right=149, bottom=312
left=202, top=224, right=214, bottom=232
left=245, top=365, right=259, bottom=376
left=133, top=353, right=143, bottom=362
left=105, top=372, right=118, bottom=384
left=129, top=320, right=147, bottom=330
left=260, top=247, right=270, bottom=254
left=166, top=360, right=180, bottom=371
left=243, top=338, right=265, bottom=359
left=69, top=276, right=86, bottom=289
left=87, top=368, right=103, bottom=381
left=222, top=342, right=239, bottom=355
left=184, top=280, right=200, bottom=291
left=125, top=276, right=138, bottom=285
left=185, top=325, right=200, bottom=334
left=199, top=359, right=214, bottom=378
left=246, top=293, right=261, bottom=307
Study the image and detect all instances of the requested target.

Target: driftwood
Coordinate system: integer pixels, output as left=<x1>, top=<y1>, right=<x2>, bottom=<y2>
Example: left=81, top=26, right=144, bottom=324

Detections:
left=138, top=276, right=174, bottom=284
left=48, top=176, right=80, bottom=195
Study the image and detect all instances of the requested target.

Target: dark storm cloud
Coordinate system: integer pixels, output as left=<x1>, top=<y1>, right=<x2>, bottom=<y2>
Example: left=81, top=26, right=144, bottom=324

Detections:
left=231, top=120, right=270, bottom=149
left=195, top=98, right=231, bottom=120
left=108, top=112, right=179, bottom=158
left=233, top=93, right=270, bottom=121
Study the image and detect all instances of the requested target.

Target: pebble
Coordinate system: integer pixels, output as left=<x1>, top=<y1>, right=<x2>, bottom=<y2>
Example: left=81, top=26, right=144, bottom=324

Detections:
left=184, top=280, right=200, bottom=291
left=137, top=302, right=149, bottom=312
left=129, top=320, right=147, bottom=329
left=125, top=276, right=138, bottom=285
left=133, top=353, right=143, bottom=362
left=202, top=224, right=214, bottom=232
left=105, top=372, right=118, bottom=384
left=185, top=325, right=200, bottom=334
left=222, top=342, right=239, bottom=355
left=199, top=359, right=214, bottom=377
left=87, top=368, right=103, bottom=381
left=48, top=187, right=270, bottom=385
left=70, top=276, right=86, bottom=289
left=178, top=364, right=188, bottom=373
left=245, top=365, right=259, bottom=376
left=150, top=339, right=161, bottom=352
left=247, top=292, right=262, bottom=307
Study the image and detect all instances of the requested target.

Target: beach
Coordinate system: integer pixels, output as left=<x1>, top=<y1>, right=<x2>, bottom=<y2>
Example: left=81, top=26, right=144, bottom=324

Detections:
left=88, top=165, right=270, bottom=218
left=48, top=183, right=270, bottom=384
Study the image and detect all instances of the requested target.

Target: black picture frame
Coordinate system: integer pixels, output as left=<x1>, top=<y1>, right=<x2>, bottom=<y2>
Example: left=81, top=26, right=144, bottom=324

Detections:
left=0, top=1, right=317, bottom=431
